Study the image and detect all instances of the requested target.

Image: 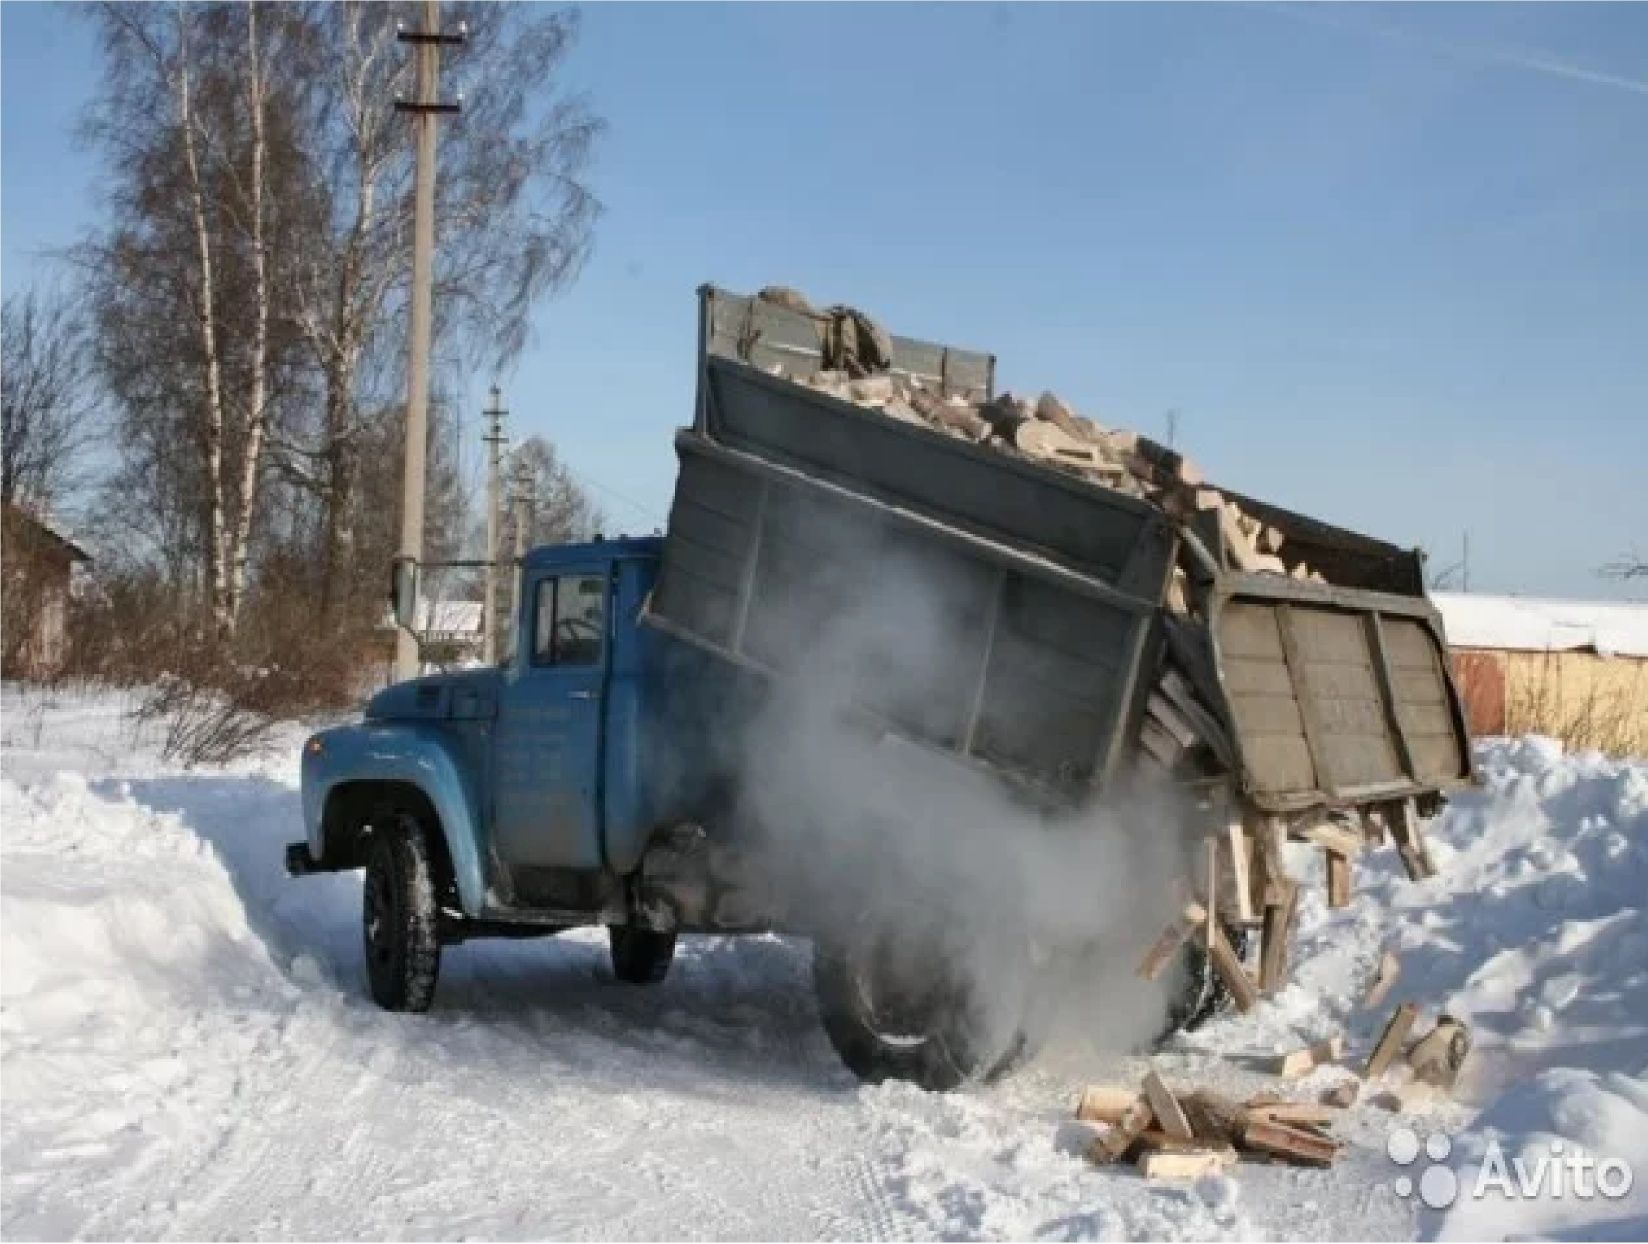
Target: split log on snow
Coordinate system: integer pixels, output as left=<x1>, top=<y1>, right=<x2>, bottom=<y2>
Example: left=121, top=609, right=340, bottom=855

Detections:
left=1364, top=1002, right=1421, bottom=1080
left=1321, top=1080, right=1360, bottom=1109
left=1075, top=1084, right=1139, bottom=1126
left=1088, top=1095, right=1155, bottom=1164
left=1138, top=1145, right=1237, bottom=1180
left=1407, top=1015, right=1472, bottom=1091
left=1141, top=1071, right=1195, bottom=1142
left=1362, top=950, right=1402, bottom=1011
left=1240, top=1118, right=1341, bottom=1168
left=1272, top=1035, right=1345, bottom=1080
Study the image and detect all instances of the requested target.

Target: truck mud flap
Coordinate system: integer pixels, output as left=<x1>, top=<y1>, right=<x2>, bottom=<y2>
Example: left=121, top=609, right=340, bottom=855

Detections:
left=1208, top=577, right=1472, bottom=813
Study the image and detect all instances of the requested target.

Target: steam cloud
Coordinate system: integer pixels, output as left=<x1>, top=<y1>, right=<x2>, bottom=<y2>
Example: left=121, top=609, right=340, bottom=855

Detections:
left=725, top=542, right=1205, bottom=1069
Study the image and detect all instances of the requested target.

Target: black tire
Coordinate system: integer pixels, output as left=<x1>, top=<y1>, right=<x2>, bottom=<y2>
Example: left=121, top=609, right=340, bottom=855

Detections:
left=609, top=926, right=676, bottom=984
left=362, top=812, right=442, bottom=1012
left=812, top=930, right=1006, bottom=1092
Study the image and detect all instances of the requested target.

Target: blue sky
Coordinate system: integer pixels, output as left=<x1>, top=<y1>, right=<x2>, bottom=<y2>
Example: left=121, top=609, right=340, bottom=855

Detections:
left=4, top=2, right=1644, bottom=598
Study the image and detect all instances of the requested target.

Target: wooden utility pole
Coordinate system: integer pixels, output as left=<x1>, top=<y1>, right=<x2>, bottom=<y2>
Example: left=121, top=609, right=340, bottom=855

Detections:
left=393, top=0, right=464, bottom=681
left=506, top=460, right=534, bottom=655
left=482, top=386, right=507, bottom=664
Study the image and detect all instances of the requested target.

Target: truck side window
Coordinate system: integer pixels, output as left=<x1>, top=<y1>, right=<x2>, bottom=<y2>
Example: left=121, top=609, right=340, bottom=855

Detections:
left=532, top=574, right=606, bottom=667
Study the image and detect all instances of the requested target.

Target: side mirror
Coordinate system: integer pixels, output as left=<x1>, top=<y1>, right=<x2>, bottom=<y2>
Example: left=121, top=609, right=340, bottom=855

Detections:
left=391, top=557, right=420, bottom=632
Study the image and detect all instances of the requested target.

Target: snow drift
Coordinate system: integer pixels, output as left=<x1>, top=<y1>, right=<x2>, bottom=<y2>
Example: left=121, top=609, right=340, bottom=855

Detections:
left=2, top=687, right=1644, bottom=1240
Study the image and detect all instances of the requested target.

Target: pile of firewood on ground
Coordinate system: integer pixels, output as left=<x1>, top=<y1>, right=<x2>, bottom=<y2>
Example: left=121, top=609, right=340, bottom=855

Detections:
left=1073, top=806, right=1469, bottom=1182
left=1075, top=977, right=1472, bottom=1180
left=752, top=285, right=1328, bottom=609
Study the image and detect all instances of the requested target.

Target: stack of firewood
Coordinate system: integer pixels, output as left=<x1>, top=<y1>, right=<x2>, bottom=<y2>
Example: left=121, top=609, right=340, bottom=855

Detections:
left=1076, top=1072, right=1344, bottom=1178
left=772, top=350, right=1327, bottom=596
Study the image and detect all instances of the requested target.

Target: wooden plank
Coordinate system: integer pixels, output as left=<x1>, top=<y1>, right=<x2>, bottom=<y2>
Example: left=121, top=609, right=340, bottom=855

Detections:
left=1203, top=921, right=1258, bottom=1012
left=1273, top=1035, right=1345, bottom=1079
left=1203, top=837, right=1219, bottom=952
left=1224, top=817, right=1255, bottom=925
left=1364, top=1002, right=1421, bottom=1079
left=1138, top=1147, right=1237, bottom=1180
left=1389, top=798, right=1437, bottom=880
left=1137, top=902, right=1206, bottom=980
left=1075, top=1085, right=1138, bottom=1125
left=1361, top=950, right=1401, bottom=1010
left=1248, top=813, right=1290, bottom=911
left=1141, top=1072, right=1194, bottom=1142
left=1326, top=849, right=1352, bottom=909
left=1259, top=878, right=1301, bottom=994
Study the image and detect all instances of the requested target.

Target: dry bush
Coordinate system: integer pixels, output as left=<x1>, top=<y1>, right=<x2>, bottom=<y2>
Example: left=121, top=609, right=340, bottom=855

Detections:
left=64, top=565, right=382, bottom=765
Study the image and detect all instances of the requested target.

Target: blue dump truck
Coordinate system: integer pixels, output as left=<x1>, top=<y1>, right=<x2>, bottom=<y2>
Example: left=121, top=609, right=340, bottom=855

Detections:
left=289, top=285, right=1473, bottom=1090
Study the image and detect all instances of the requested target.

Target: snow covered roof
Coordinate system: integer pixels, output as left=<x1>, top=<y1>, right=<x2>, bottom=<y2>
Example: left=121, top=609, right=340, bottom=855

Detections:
left=1433, top=591, right=1648, bottom=659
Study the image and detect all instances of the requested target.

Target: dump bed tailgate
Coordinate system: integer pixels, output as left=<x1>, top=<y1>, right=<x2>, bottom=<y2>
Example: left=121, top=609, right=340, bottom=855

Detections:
left=1210, top=576, right=1471, bottom=813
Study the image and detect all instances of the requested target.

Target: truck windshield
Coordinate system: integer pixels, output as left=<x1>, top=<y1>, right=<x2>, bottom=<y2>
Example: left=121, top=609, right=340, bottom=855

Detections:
left=532, top=574, right=605, bottom=667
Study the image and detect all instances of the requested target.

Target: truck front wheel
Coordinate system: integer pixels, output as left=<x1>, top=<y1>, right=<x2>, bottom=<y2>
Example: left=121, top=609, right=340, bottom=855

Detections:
left=362, top=813, right=442, bottom=1012
left=811, top=929, right=1006, bottom=1092
left=609, top=926, right=676, bottom=984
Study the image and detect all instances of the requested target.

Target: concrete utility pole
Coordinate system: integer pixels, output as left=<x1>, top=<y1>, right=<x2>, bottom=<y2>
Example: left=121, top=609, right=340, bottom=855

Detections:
left=392, top=0, right=464, bottom=682
left=482, top=385, right=508, bottom=664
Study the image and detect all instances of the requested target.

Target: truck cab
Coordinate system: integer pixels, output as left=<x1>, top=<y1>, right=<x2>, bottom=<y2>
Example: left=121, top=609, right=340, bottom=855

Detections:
left=290, top=538, right=703, bottom=985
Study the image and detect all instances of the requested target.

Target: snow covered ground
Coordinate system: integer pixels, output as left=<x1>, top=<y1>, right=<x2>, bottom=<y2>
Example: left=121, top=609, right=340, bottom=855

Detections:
left=2, top=685, right=1644, bottom=1241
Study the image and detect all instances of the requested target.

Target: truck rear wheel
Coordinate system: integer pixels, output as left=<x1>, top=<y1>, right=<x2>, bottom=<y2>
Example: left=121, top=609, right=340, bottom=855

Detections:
left=609, top=926, right=676, bottom=984
left=811, top=928, right=1007, bottom=1092
left=362, top=813, right=442, bottom=1012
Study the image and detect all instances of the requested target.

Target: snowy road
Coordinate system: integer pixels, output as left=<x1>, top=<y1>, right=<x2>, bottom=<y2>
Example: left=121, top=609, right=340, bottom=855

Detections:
left=3, top=688, right=1644, bottom=1240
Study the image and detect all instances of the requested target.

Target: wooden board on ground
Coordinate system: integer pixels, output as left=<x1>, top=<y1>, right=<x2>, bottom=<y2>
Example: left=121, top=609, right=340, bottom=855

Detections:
left=1365, top=1002, right=1421, bottom=1079
left=1142, top=1072, right=1194, bottom=1142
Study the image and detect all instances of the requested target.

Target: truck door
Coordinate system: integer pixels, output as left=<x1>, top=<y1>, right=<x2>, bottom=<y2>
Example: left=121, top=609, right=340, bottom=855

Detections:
left=492, top=567, right=609, bottom=872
